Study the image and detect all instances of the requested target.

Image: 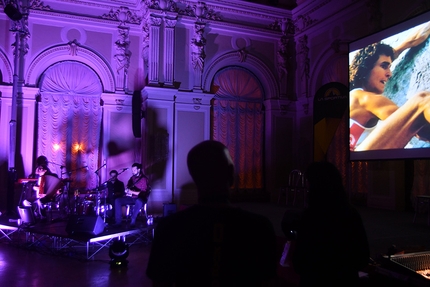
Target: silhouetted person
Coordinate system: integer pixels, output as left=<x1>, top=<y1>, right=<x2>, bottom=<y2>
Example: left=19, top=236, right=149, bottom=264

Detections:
left=291, top=161, right=369, bottom=286
left=105, top=169, right=125, bottom=221
left=146, top=140, right=277, bottom=286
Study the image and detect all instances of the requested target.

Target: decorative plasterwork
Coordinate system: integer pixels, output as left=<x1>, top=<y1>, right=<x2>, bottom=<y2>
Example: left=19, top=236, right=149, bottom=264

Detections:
left=177, top=1, right=222, bottom=21
left=365, top=0, right=382, bottom=32
left=26, top=41, right=115, bottom=92
left=30, top=0, right=52, bottom=11
left=293, top=14, right=318, bottom=33
left=191, top=22, right=206, bottom=90
left=100, top=6, right=141, bottom=25
left=0, top=49, right=13, bottom=84
left=145, top=0, right=179, bottom=12
left=277, top=35, right=289, bottom=79
left=203, top=51, right=278, bottom=99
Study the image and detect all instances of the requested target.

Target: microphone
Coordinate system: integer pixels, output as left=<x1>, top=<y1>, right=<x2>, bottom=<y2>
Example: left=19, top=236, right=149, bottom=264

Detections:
left=86, top=166, right=89, bottom=171
left=122, top=168, right=129, bottom=171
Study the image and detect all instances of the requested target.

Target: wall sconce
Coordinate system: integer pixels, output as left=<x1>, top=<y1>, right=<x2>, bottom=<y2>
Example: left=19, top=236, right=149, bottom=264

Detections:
left=53, top=143, right=61, bottom=151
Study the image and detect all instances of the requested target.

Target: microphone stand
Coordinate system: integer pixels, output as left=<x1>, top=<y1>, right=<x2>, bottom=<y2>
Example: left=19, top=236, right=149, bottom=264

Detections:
left=48, top=161, right=66, bottom=179
left=47, top=161, right=69, bottom=221
left=93, top=163, right=106, bottom=218
left=66, top=165, right=88, bottom=216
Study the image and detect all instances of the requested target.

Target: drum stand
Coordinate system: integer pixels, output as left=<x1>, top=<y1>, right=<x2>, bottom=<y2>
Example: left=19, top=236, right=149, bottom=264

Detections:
left=93, top=186, right=109, bottom=222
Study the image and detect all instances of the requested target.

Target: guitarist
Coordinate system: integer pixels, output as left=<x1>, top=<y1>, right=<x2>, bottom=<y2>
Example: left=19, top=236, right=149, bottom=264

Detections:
left=113, top=163, right=150, bottom=227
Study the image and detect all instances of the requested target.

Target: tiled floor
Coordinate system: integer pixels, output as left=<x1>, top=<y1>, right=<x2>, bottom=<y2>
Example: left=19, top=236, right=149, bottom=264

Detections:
left=1, top=202, right=430, bottom=287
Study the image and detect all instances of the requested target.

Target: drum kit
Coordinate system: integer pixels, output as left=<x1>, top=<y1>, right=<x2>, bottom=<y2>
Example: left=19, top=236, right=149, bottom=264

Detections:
left=73, top=187, right=112, bottom=217
left=18, top=175, right=113, bottom=222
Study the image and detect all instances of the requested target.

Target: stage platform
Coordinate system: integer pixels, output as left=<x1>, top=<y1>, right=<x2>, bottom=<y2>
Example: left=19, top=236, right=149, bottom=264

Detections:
left=0, top=214, right=153, bottom=260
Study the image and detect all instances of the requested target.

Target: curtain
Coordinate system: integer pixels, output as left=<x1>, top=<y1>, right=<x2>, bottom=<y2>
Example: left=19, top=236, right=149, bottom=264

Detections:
left=211, top=67, right=264, bottom=200
left=38, top=61, right=102, bottom=190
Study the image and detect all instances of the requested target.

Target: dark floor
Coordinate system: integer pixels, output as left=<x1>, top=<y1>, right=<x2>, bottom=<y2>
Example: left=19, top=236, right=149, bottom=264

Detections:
left=1, top=202, right=430, bottom=287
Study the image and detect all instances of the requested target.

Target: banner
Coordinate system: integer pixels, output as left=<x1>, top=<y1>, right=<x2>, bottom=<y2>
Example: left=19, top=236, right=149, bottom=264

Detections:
left=313, top=82, right=348, bottom=161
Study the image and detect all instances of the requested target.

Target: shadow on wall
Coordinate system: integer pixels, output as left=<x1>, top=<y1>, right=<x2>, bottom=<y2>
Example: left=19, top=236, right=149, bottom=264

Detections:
left=107, top=141, right=127, bottom=156
left=146, top=107, right=169, bottom=203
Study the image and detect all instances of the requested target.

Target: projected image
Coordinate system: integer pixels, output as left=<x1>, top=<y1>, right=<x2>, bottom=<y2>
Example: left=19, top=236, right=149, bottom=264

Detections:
left=349, top=13, right=430, bottom=160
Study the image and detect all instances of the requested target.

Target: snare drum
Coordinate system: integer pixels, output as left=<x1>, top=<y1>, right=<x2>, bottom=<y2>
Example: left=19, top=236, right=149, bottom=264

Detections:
left=84, top=194, right=96, bottom=202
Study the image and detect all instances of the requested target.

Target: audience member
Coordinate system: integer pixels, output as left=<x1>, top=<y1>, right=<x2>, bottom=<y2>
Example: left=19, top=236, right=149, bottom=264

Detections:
left=291, top=161, right=369, bottom=286
left=146, top=140, right=277, bottom=286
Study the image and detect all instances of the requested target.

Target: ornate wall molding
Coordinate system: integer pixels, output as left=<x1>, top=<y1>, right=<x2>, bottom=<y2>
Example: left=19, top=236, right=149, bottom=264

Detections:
left=0, top=49, right=13, bottom=84
left=26, top=41, right=115, bottom=92
left=203, top=51, right=278, bottom=99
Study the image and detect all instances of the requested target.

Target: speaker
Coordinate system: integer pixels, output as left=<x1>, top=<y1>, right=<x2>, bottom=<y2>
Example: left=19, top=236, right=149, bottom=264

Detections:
left=66, top=215, right=105, bottom=236
left=132, top=91, right=142, bottom=138
left=4, top=4, right=23, bottom=21
left=17, top=206, right=35, bottom=225
left=163, top=203, right=177, bottom=217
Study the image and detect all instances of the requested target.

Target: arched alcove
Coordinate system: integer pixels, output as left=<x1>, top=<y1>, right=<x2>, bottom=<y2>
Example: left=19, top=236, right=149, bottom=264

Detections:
left=0, top=49, right=13, bottom=84
left=27, top=43, right=115, bottom=92
left=38, top=61, right=103, bottom=189
left=210, top=66, right=265, bottom=201
left=203, top=52, right=278, bottom=99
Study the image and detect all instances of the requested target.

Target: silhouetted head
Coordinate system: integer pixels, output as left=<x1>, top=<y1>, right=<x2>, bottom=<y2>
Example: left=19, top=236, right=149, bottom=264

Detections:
left=36, top=156, right=48, bottom=167
left=305, top=161, right=347, bottom=208
left=109, top=170, right=118, bottom=181
left=187, top=140, right=234, bottom=203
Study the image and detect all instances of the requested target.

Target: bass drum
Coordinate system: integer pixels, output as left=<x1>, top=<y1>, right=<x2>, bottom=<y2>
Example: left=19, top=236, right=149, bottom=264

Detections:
left=76, top=201, right=96, bottom=215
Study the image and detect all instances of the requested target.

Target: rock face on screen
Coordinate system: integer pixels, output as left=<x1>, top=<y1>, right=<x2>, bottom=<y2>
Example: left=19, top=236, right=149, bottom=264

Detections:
left=385, top=37, right=430, bottom=148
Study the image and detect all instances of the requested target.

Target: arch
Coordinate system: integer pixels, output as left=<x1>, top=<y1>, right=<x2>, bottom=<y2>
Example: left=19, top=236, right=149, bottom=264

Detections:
left=203, top=52, right=278, bottom=99
left=310, top=47, right=347, bottom=97
left=0, top=48, right=13, bottom=84
left=39, top=61, right=103, bottom=95
left=26, top=43, right=115, bottom=92
left=37, top=61, right=103, bottom=189
left=211, top=66, right=264, bottom=101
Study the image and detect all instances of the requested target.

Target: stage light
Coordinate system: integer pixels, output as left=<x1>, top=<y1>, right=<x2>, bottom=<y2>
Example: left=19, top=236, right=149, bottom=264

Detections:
left=4, top=3, right=22, bottom=21
left=109, top=239, right=129, bottom=268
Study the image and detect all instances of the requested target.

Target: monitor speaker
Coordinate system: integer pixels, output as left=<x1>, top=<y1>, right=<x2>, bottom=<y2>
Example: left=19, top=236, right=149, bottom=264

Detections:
left=17, top=206, right=35, bottom=225
left=163, top=203, right=177, bottom=217
left=66, top=215, right=105, bottom=236
left=132, top=91, right=142, bottom=138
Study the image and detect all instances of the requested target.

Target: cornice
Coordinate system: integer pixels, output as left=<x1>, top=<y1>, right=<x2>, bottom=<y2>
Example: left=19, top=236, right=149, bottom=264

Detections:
left=7, top=0, right=292, bottom=33
left=179, top=0, right=290, bottom=21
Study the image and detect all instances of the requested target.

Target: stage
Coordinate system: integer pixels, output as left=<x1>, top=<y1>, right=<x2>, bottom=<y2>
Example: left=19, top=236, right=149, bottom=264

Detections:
left=0, top=213, right=153, bottom=260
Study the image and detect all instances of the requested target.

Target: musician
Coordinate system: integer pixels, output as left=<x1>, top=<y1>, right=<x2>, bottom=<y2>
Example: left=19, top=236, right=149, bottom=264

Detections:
left=106, top=169, right=125, bottom=220
left=23, top=156, right=59, bottom=220
left=113, top=163, right=150, bottom=227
